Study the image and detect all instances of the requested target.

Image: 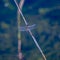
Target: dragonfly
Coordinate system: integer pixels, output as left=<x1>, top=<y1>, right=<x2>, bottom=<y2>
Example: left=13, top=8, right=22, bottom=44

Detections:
left=14, top=0, right=46, bottom=60
left=19, top=24, right=36, bottom=31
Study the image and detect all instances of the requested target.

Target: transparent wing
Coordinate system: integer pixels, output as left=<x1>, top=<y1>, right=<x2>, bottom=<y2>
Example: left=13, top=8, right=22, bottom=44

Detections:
left=19, top=24, right=36, bottom=31
left=19, top=27, right=26, bottom=31
left=28, top=24, right=36, bottom=30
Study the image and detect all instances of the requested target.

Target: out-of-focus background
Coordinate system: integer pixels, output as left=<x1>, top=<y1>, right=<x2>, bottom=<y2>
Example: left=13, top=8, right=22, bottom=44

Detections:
left=0, top=0, right=60, bottom=60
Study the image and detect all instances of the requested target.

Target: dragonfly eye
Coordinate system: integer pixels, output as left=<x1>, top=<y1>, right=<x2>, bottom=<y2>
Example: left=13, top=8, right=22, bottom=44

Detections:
left=19, top=24, right=36, bottom=31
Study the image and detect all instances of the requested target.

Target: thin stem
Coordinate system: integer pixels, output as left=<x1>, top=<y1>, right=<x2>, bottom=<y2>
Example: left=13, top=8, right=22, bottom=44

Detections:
left=16, top=0, right=25, bottom=60
left=14, top=0, right=28, bottom=25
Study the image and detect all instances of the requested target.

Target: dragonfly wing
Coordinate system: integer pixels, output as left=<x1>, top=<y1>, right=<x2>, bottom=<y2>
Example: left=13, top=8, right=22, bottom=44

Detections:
left=19, top=27, right=26, bottom=31
left=28, top=24, right=36, bottom=30
left=19, top=24, right=36, bottom=31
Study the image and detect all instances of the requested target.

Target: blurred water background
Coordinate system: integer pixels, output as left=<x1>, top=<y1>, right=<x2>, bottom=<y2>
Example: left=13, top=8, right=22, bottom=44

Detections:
left=0, top=0, right=60, bottom=60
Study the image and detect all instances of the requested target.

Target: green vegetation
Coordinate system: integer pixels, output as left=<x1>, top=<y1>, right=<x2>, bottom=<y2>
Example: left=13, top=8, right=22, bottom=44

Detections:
left=0, top=0, right=60, bottom=60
